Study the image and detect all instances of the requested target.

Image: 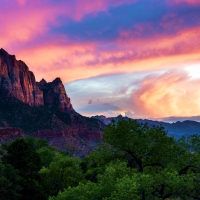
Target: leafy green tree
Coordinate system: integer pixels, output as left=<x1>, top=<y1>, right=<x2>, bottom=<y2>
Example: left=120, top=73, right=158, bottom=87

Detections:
left=37, top=146, right=57, bottom=167
left=49, top=161, right=133, bottom=200
left=0, top=163, right=22, bottom=200
left=2, top=138, right=46, bottom=200
left=40, top=153, right=85, bottom=197
left=24, top=136, right=49, bottom=150
left=80, top=143, right=124, bottom=182
left=103, top=120, right=176, bottom=173
left=2, top=138, right=42, bottom=178
left=103, top=119, right=200, bottom=199
left=51, top=120, right=200, bottom=200
left=49, top=181, right=98, bottom=200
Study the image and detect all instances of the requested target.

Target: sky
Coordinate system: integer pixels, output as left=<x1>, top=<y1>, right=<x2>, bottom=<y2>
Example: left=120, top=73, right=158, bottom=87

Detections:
left=1, top=0, right=200, bottom=121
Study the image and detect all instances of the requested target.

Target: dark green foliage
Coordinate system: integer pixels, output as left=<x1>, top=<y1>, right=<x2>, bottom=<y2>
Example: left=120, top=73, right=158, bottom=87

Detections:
left=0, top=97, right=104, bottom=134
left=2, top=138, right=41, bottom=177
left=40, top=153, right=85, bottom=197
left=2, top=138, right=46, bottom=200
left=103, top=119, right=176, bottom=172
left=52, top=120, right=200, bottom=200
left=0, top=97, right=71, bottom=133
left=24, top=136, right=57, bottom=167
left=0, top=163, right=22, bottom=200
left=2, top=120, right=200, bottom=200
left=80, top=143, right=124, bottom=182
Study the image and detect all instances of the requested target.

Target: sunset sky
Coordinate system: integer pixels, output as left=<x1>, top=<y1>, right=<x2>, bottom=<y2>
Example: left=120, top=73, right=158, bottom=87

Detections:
left=1, top=0, right=200, bottom=121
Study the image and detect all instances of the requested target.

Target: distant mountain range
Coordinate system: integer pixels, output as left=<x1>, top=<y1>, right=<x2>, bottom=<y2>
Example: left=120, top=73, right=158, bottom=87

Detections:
left=92, top=115, right=200, bottom=139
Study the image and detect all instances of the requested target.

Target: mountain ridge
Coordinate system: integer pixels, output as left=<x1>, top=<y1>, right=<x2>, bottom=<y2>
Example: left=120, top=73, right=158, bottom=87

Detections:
left=92, top=115, right=200, bottom=139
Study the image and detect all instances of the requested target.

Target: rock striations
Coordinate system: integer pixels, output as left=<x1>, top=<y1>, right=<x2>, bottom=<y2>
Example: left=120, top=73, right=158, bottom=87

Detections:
left=0, top=48, right=43, bottom=106
left=0, top=48, right=73, bottom=112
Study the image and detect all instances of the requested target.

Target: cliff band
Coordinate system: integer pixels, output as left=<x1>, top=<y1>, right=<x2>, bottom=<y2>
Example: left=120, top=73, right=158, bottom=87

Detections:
left=0, top=48, right=73, bottom=112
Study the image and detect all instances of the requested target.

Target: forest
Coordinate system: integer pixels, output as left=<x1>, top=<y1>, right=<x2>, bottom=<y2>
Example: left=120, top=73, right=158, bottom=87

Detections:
left=1, top=119, right=200, bottom=200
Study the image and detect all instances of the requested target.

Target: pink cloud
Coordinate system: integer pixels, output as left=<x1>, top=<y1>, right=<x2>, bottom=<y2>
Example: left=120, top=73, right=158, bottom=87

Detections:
left=0, top=3, right=60, bottom=48
left=166, top=0, right=200, bottom=5
left=1, top=0, right=200, bottom=85
left=70, top=0, right=136, bottom=21
left=16, top=0, right=26, bottom=6
left=0, top=0, right=135, bottom=48
left=8, top=25, right=200, bottom=83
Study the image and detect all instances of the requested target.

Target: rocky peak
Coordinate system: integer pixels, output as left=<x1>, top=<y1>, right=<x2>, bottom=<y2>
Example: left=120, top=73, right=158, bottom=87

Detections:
left=37, top=77, right=74, bottom=112
left=53, top=77, right=62, bottom=83
left=0, top=48, right=9, bottom=56
left=37, top=78, right=47, bottom=89
left=0, top=48, right=74, bottom=112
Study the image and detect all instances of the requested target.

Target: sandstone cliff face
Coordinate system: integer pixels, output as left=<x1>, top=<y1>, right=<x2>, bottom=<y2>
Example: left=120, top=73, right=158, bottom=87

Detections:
left=0, top=48, right=44, bottom=106
left=0, top=48, right=73, bottom=112
left=37, top=78, right=73, bottom=112
left=0, top=49, right=103, bottom=156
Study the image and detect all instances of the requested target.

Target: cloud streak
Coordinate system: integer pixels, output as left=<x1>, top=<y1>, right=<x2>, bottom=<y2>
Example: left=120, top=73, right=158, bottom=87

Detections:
left=66, top=70, right=200, bottom=119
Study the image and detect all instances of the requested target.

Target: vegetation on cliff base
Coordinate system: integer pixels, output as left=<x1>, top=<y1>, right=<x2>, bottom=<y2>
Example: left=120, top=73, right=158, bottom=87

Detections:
left=1, top=119, right=200, bottom=199
left=0, top=97, right=104, bottom=134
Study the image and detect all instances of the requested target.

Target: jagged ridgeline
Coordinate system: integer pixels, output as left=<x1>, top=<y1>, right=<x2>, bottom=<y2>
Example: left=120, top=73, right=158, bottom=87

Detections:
left=0, top=48, right=73, bottom=112
left=0, top=48, right=104, bottom=145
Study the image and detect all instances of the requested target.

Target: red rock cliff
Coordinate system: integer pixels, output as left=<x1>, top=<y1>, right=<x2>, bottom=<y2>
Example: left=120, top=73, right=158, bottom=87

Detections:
left=0, top=48, right=73, bottom=112
left=0, top=127, right=25, bottom=143
left=37, top=77, right=73, bottom=112
left=0, top=48, right=44, bottom=106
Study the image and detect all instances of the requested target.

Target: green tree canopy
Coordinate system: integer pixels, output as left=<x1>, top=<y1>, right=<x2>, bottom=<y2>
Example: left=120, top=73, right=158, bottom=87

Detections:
left=103, top=119, right=176, bottom=173
left=40, top=153, right=85, bottom=197
left=2, top=138, right=46, bottom=200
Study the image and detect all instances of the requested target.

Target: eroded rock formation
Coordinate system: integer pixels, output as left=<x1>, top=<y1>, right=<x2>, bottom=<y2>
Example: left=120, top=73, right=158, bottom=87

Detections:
left=0, top=48, right=73, bottom=112
left=37, top=78, right=73, bottom=112
left=0, top=48, right=103, bottom=156
left=0, top=48, right=43, bottom=106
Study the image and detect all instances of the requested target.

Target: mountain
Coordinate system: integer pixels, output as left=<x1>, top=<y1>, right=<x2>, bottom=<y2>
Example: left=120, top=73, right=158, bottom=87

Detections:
left=0, top=48, right=73, bottom=112
left=0, top=48, right=104, bottom=156
left=92, top=115, right=200, bottom=139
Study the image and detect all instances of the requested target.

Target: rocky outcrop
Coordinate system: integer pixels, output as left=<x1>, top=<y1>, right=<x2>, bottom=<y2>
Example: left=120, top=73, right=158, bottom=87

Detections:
left=0, top=48, right=104, bottom=156
left=0, top=127, right=25, bottom=143
left=31, top=129, right=101, bottom=157
left=0, top=48, right=44, bottom=106
left=0, top=48, right=73, bottom=112
left=37, top=78, right=73, bottom=112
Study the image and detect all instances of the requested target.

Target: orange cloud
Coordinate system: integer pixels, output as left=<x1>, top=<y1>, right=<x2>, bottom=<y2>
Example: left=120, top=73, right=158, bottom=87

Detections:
left=130, top=70, right=200, bottom=118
